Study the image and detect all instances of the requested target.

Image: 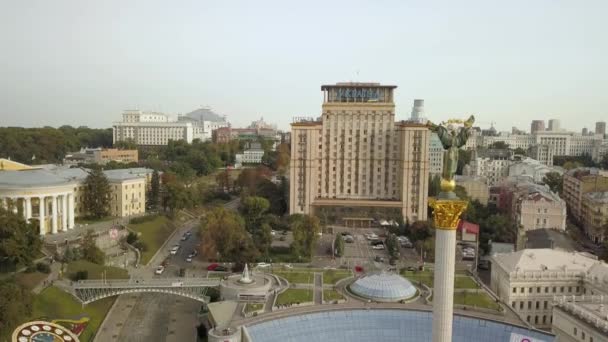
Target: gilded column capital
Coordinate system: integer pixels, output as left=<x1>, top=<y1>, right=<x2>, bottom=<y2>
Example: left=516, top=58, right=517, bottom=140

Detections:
left=429, top=198, right=468, bottom=230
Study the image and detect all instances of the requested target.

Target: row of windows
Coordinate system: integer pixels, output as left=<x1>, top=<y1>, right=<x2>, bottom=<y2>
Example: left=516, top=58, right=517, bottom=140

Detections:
left=512, top=285, right=579, bottom=294
left=512, top=300, right=551, bottom=310
left=573, top=327, right=594, bottom=342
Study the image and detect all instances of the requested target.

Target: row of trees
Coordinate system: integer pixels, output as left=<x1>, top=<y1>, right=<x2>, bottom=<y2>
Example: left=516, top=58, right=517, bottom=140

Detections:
left=198, top=206, right=320, bottom=263
left=0, top=126, right=112, bottom=164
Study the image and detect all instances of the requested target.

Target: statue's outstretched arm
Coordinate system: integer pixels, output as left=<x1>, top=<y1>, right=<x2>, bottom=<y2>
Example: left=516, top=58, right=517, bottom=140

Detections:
left=464, top=115, right=475, bottom=128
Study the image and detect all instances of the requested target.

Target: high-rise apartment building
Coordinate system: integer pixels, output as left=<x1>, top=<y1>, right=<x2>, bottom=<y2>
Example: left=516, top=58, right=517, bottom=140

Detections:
left=289, top=83, right=430, bottom=222
left=596, top=121, right=606, bottom=136
left=548, top=119, right=560, bottom=131
left=562, top=168, right=608, bottom=223
left=428, top=133, right=444, bottom=176
left=531, top=120, right=545, bottom=134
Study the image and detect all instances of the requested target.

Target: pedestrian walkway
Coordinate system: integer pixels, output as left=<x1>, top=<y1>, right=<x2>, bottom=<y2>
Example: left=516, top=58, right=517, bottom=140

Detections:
left=43, top=218, right=123, bottom=244
left=313, top=273, right=323, bottom=305
left=32, top=262, right=62, bottom=294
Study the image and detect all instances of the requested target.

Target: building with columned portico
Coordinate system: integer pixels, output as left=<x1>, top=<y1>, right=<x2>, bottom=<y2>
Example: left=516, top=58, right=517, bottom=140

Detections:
left=0, top=159, right=149, bottom=235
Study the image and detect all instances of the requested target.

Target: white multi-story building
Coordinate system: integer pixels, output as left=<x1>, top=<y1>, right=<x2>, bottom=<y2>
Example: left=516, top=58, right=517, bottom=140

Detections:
left=113, top=110, right=194, bottom=145
left=478, top=130, right=606, bottom=160
left=114, top=109, right=229, bottom=145
left=528, top=144, right=555, bottom=166
left=464, top=156, right=512, bottom=186
left=429, top=133, right=444, bottom=176
left=490, top=249, right=608, bottom=331
left=235, top=148, right=264, bottom=166
left=508, top=157, right=563, bottom=183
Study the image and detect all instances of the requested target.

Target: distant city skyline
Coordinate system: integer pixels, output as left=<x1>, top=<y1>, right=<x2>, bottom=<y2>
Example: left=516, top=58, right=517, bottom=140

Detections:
left=1, top=0, right=607, bottom=132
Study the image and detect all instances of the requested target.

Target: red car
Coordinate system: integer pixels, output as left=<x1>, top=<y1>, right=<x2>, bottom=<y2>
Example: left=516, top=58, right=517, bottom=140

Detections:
left=355, top=265, right=364, bottom=273
left=207, top=263, right=219, bottom=271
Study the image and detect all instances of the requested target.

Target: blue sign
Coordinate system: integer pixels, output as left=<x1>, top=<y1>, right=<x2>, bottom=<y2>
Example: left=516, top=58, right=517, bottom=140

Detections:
left=336, top=88, right=380, bottom=101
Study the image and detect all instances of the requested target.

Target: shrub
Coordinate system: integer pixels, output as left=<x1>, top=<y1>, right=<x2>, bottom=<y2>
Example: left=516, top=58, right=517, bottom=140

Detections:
left=133, top=240, right=148, bottom=252
left=129, top=214, right=159, bottom=225
left=126, top=232, right=138, bottom=245
left=73, top=270, right=89, bottom=281
left=35, top=262, right=51, bottom=274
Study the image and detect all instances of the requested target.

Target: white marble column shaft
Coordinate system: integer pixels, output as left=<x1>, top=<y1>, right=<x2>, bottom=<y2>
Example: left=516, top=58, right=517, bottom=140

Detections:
left=61, top=194, right=68, bottom=231
left=68, top=193, right=75, bottom=229
left=432, top=229, right=457, bottom=342
left=39, top=196, right=46, bottom=235
left=51, top=195, right=58, bottom=234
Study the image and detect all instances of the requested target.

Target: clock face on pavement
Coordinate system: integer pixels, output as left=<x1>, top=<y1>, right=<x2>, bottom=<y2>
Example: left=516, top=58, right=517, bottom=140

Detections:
left=12, top=321, right=79, bottom=342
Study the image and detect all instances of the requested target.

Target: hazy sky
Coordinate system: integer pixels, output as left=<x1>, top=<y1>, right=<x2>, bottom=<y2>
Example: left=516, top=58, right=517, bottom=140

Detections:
left=1, top=0, right=607, bottom=132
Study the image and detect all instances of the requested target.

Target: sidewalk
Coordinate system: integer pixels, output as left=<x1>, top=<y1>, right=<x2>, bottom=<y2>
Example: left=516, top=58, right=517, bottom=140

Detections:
left=32, top=262, right=63, bottom=295
left=43, top=218, right=123, bottom=245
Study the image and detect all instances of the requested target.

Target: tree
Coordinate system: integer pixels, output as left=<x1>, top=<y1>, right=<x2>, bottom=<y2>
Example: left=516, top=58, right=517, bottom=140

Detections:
left=241, top=196, right=270, bottom=232
left=455, top=185, right=468, bottom=200
left=428, top=174, right=441, bottom=197
left=81, top=229, right=105, bottom=264
left=410, top=221, right=432, bottom=242
left=542, top=172, right=563, bottom=195
left=0, top=280, right=33, bottom=334
left=198, top=207, right=258, bottom=263
left=289, top=214, right=321, bottom=258
left=148, top=170, right=160, bottom=208
left=0, top=207, right=42, bottom=269
left=490, top=141, right=510, bottom=149
left=385, top=233, right=399, bottom=258
left=83, top=169, right=111, bottom=218
left=601, top=154, right=608, bottom=170
left=513, top=147, right=527, bottom=155
left=334, top=234, right=344, bottom=257
left=215, top=169, right=232, bottom=192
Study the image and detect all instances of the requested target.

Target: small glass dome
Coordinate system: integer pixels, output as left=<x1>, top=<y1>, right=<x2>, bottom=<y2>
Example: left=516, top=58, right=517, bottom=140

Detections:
left=350, top=273, right=417, bottom=302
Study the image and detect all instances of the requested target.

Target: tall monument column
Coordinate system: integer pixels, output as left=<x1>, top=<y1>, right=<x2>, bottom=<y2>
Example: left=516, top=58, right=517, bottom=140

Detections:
left=430, top=198, right=468, bottom=342
left=427, top=115, right=475, bottom=342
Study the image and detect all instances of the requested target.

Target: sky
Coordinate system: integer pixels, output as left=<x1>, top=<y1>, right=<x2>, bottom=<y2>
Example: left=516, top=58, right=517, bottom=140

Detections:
left=0, top=0, right=607, bottom=132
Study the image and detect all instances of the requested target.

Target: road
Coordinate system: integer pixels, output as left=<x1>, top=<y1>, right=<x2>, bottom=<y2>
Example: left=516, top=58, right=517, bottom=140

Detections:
left=96, top=198, right=243, bottom=342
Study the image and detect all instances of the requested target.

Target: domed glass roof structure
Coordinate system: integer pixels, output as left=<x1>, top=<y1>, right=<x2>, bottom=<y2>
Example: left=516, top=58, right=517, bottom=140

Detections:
left=350, top=273, right=417, bottom=302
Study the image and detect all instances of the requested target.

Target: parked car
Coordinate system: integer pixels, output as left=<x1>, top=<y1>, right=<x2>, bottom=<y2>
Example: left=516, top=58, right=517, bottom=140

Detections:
left=366, top=233, right=379, bottom=240
left=340, top=232, right=350, bottom=236
left=401, top=241, right=413, bottom=248
left=355, top=265, right=364, bottom=273
left=372, top=244, right=385, bottom=250
left=155, top=266, right=165, bottom=275
left=207, top=263, right=219, bottom=271
left=214, top=266, right=228, bottom=272
left=389, top=257, right=398, bottom=266
left=256, top=262, right=271, bottom=268
left=170, top=245, right=180, bottom=255
left=370, top=240, right=384, bottom=246
left=374, top=256, right=385, bottom=263
left=477, top=260, right=490, bottom=270
left=344, top=236, right=355, bottom=243
left=186, top=256, right=193, bottom=263
left=406, top=266, right=416, bottom=272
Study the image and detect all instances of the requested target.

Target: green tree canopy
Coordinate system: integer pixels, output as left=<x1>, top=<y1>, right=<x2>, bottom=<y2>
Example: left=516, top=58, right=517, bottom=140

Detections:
left=83, top=169, right=111, bottom=218
left=0, top=207, right=42, bottom=269
left=0, top=280, right=33, bottom=335
left=542, top=172, right=563, bottom=195
left=199, top=207, right=258, bottom=263
left=289, top=214, right=321, bottom=258
left=149, top=170, right=160, bottom=208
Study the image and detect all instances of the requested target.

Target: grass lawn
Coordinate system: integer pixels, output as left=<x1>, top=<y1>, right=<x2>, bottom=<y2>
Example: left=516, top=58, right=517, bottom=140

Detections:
left=128, top=215, right=175, bottom=265
left=276, top=288, right=313, bottom=305
left=323, top=289, right=344, bottom=302
left=31, top=286, right=115, bottom=341
left=273, top=270, right=314, bottom=284
left=322, top=270, right=352, bottom=284
left=401, top=270, right=478, bottom=289
left=66, top=260, right=129, bottom=280
left=244, top=303, right=264, bottom=313
left=16, top=271, right=48, bottom=290
left=267, top=247, right=310, bottom=263
left=454, top=292, right=501, bottom=311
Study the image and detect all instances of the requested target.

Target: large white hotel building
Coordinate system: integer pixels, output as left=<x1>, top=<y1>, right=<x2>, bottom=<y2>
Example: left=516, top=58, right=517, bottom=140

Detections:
left=289, top=83, right=430, bottom=222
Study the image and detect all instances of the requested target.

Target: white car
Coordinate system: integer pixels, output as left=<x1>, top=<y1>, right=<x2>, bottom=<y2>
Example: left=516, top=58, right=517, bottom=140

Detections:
left=256, top=262, right=271, bottom=268
left=283, top=264, right=293, bottom=269
left=155, top=266, right=165, bottom=275
left=372, top=244, right=385, bottom=250
left=271, top=230, right=277, bottom=236
left=186, top=256, right=193, bottom=262
left=170, top=245, right=180, bottom=255
left=366, top=233, right=379, bottom=240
